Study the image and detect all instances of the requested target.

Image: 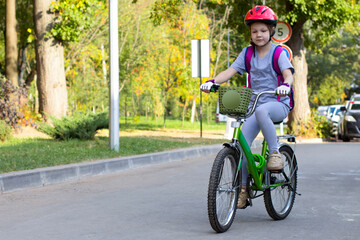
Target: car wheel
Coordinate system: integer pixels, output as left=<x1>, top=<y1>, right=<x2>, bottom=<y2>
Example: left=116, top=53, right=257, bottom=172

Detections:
left=337, top=126, right=342, bottom=140
left=343, top=135, right=351, bottom=142
left=337, top=132, right=342, bottom=140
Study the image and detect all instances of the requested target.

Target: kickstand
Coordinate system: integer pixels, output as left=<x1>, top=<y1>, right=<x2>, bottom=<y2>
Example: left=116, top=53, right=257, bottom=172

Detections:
left=289, top=185, right=301, bottom=196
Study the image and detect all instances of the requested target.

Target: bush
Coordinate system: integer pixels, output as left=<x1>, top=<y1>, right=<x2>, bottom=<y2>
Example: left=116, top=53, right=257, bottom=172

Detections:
left=0, top=120, right=12, bottom=141
left=289, top=110, right=333, bottom=139
left=0, top=76, right=27, bottom=128
left=38, top=112, right=109, bottom=140
left=312, top=114, right=334, bottom=139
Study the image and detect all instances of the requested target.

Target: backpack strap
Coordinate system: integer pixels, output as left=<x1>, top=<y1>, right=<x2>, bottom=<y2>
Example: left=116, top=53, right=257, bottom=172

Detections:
left=272, top=45, right=284, bottom=102
left=272, top=45, right=283, bottom=75
left=244, top=46, right=253, bottom=88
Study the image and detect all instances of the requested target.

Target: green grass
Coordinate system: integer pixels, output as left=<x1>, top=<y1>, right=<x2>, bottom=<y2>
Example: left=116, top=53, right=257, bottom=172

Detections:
left=0, top=136, right=224, bottom=174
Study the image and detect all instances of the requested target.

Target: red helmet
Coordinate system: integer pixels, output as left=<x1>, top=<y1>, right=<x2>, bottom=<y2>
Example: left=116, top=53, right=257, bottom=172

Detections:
left=245, top=5, right=277, bottom=27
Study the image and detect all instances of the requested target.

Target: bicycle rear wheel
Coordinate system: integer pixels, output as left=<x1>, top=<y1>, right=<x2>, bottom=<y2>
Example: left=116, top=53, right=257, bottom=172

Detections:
left=207, top=147, right=240, bottom=233
left=264, top=144, right=297, bottom=220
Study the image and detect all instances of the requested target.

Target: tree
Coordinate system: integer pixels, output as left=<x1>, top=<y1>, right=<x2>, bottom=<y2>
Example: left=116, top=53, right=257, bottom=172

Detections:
left=16, top=0, right=35, bottom=88
left=150, top=1, right=231, bottom=124
left=0, top=1, right=36, bottom=89
left=49, top=0, right=108, bottom=73
left=33, top=0, right=68, bottom=118
left=280, top=0, right=360, bottom=128
left=5, top=0, right=18, bottom=87
left=307, top=27, right=360, bottom=106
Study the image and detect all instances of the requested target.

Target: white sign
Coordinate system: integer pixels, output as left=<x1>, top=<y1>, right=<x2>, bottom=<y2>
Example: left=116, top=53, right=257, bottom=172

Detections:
left=272, top=21, right=292, bottom=44
left=191, top=39, right=210, bottom=78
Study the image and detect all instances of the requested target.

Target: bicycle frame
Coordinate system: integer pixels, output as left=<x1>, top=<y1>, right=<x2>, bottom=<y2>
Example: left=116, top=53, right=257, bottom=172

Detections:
left=223, top=91, right=296, bottom=192
left=231, top=123, right=298, bottom=194
left=233, top=125, right=265, bottom=191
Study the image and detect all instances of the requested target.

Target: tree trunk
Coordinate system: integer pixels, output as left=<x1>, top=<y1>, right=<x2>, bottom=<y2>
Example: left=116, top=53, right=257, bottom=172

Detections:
left=163, top=91, right=168, bottom=129
left=182, top=98, right=188, bottom=127
left=33, top=0, right=68, bottom=119
left=286, top=21, right=311, bottom=130
left=18, top=45, right=27, bottom=87
left=5, top=0, right=18, bottom=87
left=25, top=68, right=36, bottom=88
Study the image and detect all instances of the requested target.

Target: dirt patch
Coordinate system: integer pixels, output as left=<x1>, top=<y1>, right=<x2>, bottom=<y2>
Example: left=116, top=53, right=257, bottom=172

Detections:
left=12, top=127, right=226, bottom=140
left=12, top=126, right=50, bottom=139
left=97, top=129, right=226, bottom=139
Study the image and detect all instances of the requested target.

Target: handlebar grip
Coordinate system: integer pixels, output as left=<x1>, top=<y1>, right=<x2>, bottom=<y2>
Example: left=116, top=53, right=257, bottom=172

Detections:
left=210, top=84, right=220, bottom=93
left=274, top=90, right=291, bottom=96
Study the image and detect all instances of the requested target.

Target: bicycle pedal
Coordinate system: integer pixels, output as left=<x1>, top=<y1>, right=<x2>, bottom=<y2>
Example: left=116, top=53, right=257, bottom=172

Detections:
left=270, top=176, right=277, bottom=184
left=239, top=200, right=251, bottom=209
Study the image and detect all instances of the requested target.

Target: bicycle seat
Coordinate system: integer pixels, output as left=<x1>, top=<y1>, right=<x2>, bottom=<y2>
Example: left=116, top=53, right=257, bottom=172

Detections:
left=273, top=120, right=283, bottom=125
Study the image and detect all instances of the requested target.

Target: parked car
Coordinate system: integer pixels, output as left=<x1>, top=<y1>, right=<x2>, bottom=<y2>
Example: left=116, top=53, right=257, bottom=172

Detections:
left=326, top=105, right=342, bottom=121
left=316, top=105, right=329, bottom=116
left=324, top=105, right=343, bottom=136
left=330, top=106, right=342, bottom=123
left=338, top=101, right=360, bottom=142
left=350, top=93, right=360, bottom=102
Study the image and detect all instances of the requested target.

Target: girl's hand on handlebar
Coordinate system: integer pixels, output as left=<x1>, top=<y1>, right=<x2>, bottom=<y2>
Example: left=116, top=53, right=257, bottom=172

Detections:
left=276, top=84, right=291, bottom=97
left=200, top=79, right=220, bottom=93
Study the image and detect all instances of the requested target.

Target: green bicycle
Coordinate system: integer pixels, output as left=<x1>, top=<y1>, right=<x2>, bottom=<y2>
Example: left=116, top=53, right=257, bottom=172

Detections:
left=207, top=86, right=299, bottom=233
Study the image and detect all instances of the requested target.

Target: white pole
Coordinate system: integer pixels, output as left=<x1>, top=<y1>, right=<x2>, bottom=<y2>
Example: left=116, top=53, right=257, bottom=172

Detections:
left=109, top=0, right=119, bottom=151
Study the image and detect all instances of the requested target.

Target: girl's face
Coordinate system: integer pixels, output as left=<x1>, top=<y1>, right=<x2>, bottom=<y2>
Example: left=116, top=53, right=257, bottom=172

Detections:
left=250, top=22, right=272, bottom=47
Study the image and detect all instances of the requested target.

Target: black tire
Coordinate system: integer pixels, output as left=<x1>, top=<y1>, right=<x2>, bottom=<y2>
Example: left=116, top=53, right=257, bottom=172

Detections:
left=207, top=147, right=240, bottom=233
left=343, top=135, right=351, bottom=142
left=337, top=125, right=342, bottom=140
left=264, top=144, right=297, bottom=220
left=337, top=132, right=342, bottom=140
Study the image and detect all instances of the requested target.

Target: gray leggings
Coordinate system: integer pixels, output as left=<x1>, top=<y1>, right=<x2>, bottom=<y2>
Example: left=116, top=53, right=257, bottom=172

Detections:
left=241, top=101, right=289, bottom=185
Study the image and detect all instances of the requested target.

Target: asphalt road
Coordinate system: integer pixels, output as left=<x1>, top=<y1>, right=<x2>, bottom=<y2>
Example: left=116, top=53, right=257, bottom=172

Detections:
left=0, top=142, right=360, bottom=240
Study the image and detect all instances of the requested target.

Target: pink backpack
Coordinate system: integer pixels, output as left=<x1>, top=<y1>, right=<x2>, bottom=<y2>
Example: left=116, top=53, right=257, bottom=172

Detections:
left=244, top=45, right=294, bottom=110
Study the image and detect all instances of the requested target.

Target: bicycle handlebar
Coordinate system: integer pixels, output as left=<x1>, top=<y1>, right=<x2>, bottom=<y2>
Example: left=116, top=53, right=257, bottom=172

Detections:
left=245, top=91, right=275, bottom=118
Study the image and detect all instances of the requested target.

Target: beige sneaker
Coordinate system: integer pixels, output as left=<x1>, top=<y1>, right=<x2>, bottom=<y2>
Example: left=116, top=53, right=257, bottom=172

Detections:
left=237, top=186, right=248, bottom=209
left=267, top=151, right=284, bottom=171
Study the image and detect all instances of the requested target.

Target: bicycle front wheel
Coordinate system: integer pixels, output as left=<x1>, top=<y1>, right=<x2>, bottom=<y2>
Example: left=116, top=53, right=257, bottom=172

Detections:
left=207, top=147, right=240, bottom=233
left=264, top=144, right=298, bottom=220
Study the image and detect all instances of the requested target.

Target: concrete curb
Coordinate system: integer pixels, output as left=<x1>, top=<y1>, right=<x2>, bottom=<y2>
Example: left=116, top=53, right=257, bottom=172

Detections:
left=0, top=144, right=225, bottom=194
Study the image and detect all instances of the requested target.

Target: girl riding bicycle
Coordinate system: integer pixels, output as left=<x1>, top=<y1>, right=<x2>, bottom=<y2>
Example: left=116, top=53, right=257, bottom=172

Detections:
left=201, top=5, right=294, bottom=208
